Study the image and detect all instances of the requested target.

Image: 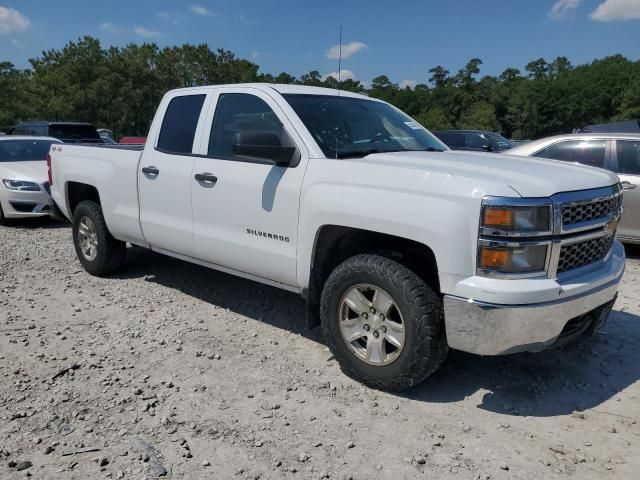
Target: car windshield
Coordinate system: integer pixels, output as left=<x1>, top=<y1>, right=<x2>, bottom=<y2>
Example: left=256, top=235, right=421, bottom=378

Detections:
left=283, top=94, right=446, bottom=158
left=0, top=140, right=59, bottom=162
left=484, top=132, right=513, bottom=150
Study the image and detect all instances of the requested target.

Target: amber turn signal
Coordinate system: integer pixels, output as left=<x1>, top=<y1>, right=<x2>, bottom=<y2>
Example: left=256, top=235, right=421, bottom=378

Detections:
left=479, top=247, right=512, bottom=269
left=483, top=207, right=514, bottom=229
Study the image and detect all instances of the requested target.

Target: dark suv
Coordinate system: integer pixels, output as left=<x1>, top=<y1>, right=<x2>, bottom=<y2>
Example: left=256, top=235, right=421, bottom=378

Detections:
left=8, top=122, right=103, bottom=144
left=434, top=130, right=513, bottom=152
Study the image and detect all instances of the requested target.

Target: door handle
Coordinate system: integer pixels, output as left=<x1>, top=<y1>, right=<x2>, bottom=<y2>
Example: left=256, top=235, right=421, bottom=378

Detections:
left=141, top=166, right=159, bottom=176
left=194, top=173, right=218, bottom=185
left=621, top=181, right=636, bottom=191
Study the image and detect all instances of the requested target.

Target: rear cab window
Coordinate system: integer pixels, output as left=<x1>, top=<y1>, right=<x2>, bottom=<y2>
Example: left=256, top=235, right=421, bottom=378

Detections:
left=157, top=94, right=207, bottom=155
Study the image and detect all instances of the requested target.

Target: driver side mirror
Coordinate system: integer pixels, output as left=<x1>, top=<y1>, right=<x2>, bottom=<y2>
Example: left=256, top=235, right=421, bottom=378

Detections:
left=232, top=132, right=299, bottom=167
left=481, top=144, right=494, bottom=152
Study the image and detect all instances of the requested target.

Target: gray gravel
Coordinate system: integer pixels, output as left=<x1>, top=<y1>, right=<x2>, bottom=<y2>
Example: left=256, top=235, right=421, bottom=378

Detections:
left=1, top=218, right=639, bottom=479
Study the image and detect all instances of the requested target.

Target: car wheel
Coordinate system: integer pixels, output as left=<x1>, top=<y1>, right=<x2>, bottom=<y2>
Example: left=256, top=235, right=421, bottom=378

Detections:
left=72, top=200, right=126, bottom=276
left=320, top=254, right=448, bottom=391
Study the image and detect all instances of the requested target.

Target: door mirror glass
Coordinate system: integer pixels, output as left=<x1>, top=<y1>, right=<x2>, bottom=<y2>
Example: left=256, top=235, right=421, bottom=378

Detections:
left=232, top=132, right=297, bottom=166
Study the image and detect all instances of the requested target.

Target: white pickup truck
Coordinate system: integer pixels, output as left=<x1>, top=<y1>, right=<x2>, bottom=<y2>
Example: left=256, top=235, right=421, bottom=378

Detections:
left=49, top=84, right=625, bottom=391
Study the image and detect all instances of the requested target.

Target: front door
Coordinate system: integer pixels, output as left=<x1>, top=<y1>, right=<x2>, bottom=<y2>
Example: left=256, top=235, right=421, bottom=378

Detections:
left=139, top=93, right=208, bottom=256
left=190, top=88, right=308, bottom=287
left=614, top=139, right=640, bottom=242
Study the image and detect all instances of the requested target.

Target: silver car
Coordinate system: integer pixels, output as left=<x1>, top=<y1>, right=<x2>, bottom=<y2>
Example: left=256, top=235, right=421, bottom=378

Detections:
left=0, top=136, right=62, bottom=224
left=508, top=133, right=640, bottom=244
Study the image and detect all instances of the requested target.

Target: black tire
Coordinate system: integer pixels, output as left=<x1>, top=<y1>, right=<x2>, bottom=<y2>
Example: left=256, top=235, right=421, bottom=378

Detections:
left=320, top=254, right=448, bottom=391
left=72, top=200, right=126, bottom=276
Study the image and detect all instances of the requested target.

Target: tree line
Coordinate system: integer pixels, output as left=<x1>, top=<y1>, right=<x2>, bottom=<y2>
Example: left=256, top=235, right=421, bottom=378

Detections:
left=1, top=36, right=638, bottom=139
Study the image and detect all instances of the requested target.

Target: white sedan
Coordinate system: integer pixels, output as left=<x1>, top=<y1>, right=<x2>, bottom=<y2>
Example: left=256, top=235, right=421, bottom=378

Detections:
left=0, top=136, right=62, bottom=225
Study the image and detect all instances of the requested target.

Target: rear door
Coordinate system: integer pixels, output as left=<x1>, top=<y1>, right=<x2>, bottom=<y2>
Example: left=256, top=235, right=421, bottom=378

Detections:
left=138, top=91, right=209, bottom=256
left=190, top=88, right=308, bottom=287
left=613, top=139, right=640, bottom=241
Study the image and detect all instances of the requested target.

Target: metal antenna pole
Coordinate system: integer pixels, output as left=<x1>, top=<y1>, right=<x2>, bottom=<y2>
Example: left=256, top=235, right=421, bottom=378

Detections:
left=335, top=26, right=343, bottom=159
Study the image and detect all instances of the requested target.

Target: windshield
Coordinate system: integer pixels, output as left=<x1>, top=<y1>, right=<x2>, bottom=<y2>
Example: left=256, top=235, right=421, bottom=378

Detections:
left=49, top=124, right=100, bottom=141
left=283, top=94, right=446, bottom=158
left=485, top=132, right=513, bottom=150
left=0, top=139, right=60, bottom=162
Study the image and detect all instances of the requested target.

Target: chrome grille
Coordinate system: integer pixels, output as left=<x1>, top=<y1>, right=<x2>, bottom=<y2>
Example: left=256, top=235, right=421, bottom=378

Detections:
left=562, top=195, right=621, bottom=227
left=557, top=234, right=614, bottom=274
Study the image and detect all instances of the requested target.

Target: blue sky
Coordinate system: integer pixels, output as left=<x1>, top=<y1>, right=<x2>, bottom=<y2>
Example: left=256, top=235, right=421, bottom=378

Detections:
left=1, top=0, right=639, bottom=87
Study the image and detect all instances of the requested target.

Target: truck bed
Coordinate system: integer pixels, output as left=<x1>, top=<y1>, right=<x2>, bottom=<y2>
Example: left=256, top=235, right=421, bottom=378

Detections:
left=50, top=143, right=146, bottom=245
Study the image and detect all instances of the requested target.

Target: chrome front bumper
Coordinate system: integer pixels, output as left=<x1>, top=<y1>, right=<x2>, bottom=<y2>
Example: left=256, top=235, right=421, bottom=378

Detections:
left=444, top=251, right=624, bottom=356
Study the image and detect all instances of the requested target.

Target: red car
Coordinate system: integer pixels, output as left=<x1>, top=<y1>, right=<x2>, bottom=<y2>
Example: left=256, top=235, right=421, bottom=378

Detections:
left=119, top=136, right=146, bottom=145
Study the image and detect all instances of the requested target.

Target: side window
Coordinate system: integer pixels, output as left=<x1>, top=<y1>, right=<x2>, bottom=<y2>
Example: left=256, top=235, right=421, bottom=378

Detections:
left=546, top=140, right=606, bottom=168
left=440, top=133, right=464, bottom=148
left=533, top=148, right=548, bottom=158
left=27, top=125, right=46, bottom=136
left=208, top=93, right=295, bottom=161
left=157, top=94, right=206, bottom=155
left=616, top=140, right=640, bottom=175
left=465, top=133, right=486, bottom=149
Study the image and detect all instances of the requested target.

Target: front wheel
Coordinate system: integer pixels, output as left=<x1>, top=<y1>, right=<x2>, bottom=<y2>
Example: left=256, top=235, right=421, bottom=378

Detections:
left=72, top=201, right=126, bottom=276
left=320, top=254, right=448, bottom=391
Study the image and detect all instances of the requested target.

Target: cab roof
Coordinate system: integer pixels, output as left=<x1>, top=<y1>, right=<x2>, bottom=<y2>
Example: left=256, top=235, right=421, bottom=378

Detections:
left=166, top=83, right=374, bottom=101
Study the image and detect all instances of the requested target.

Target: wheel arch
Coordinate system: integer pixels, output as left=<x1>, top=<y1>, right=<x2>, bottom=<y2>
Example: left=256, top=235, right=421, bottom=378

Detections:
left=304, top=225, right=440, bottom=328
left=66, top=182, right=101, bottom=216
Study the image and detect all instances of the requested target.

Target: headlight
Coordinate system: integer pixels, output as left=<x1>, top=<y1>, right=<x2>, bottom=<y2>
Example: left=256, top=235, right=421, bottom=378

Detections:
left=478, top=197, right=553, bottom=278
left=2, top=179, right=41, bottom=192
left=478, top=242, right=548, bottom=275
left=481, top=205, right=551, bottom=234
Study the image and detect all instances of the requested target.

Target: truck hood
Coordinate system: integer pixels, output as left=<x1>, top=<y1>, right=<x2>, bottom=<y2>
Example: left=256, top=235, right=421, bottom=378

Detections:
left=346, top=150, right=619, bottom=197
left=0, top=161, right=48, bottom=184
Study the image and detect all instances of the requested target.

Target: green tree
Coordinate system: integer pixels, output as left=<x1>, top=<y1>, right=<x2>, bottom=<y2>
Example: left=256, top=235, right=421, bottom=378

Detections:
left=525, top=58, right=549, bottom=80
left=457, top=101, right=500, bottom=131
left=428, top=66, right=450, bottom=88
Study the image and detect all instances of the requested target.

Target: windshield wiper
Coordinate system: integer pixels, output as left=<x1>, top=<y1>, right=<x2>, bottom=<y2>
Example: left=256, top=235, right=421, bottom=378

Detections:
left=336, top=148, right=419, bottom=159
left=335, top=147, right=445, bottom=159
left=336, top=149, right=382, bottom=159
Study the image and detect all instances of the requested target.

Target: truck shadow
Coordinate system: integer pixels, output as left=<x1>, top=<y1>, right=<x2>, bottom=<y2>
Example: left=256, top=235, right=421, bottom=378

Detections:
left=403, top=308, right=640, bottom=417
left=116, top=246, right=640, bottom=418
left=624, top=243, right=640, bottom=259
left=116, top=246, right=319, bottom=340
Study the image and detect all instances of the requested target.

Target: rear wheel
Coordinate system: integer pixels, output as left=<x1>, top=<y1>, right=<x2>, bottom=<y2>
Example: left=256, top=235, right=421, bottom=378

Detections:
left=72, top=201, right=126, bottom=276
left=320, top=254, right=448, bottom=391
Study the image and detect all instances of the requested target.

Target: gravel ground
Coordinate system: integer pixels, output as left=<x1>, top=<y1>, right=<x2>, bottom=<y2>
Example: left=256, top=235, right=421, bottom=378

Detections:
left=1, top=219, right=639, bottom=480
